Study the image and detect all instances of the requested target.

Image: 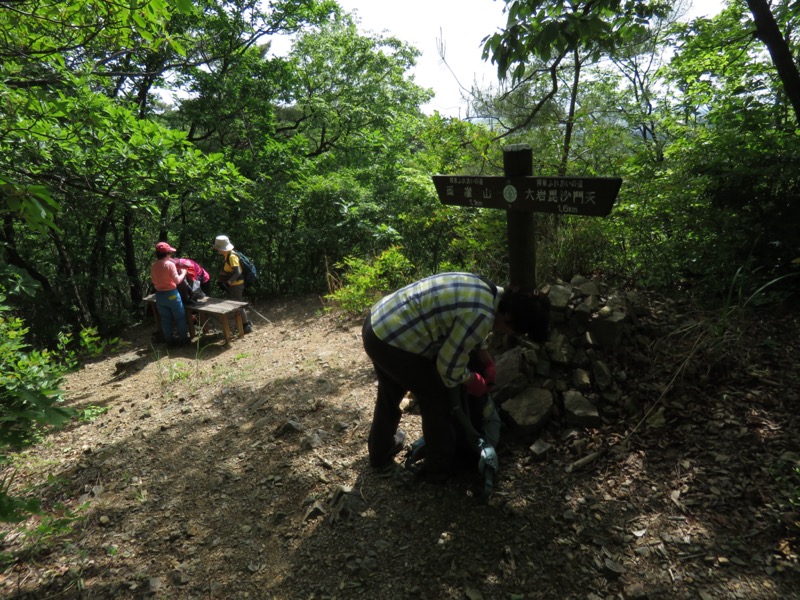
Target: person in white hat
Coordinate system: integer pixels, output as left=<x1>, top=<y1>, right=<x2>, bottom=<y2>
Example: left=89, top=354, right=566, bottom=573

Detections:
left=150, top=241, right=190, bottom=344
left=213, top=235, right=253, bottom=333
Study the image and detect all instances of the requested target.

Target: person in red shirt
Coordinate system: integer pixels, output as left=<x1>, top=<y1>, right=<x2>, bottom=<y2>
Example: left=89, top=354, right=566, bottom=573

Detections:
left=171, top=256, right=211, bottom=303
left=150, top=242, right=189, bottom=345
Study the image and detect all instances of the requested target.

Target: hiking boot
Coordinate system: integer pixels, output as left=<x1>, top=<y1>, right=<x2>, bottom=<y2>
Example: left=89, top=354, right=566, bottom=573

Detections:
left=243, top=322, right=254, bottom=334
left=369, top=429, right=407, bottom=469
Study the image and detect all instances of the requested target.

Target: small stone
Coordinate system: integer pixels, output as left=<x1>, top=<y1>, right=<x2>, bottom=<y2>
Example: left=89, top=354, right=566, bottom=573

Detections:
left=465, top=586, right=484, bottom=600
left=529, top=439, right=552, bottom=460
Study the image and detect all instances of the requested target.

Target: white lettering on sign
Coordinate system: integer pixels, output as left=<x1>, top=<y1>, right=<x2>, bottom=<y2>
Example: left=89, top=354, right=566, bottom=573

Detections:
left=536, top=178, right=585, bottom=189
left=448, top=176, right=484, bottom=185
left=433, top=174, right=619, bottom=215
left=523, top=186, right=599, bottom=207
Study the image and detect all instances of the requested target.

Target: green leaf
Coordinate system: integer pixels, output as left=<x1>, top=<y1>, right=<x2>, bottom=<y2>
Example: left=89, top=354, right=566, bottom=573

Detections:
left=175, top=0, right=194, bottom=14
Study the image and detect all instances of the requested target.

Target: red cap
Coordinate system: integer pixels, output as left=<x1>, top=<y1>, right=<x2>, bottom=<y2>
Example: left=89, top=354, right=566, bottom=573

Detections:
left=155, top=242, right=176, bottom=253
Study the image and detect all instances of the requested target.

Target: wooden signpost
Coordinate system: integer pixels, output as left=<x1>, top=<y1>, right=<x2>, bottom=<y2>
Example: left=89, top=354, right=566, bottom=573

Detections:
left=432, top=144, right=622, bottom=288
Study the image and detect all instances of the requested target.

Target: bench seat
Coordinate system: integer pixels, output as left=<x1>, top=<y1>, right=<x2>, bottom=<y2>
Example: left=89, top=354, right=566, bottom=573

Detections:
left=144, top=294, right=249, bottom=344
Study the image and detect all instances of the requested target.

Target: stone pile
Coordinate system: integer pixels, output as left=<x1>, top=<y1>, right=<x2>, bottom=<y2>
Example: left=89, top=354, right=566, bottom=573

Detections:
left=490, top=275, right=649, bottom=442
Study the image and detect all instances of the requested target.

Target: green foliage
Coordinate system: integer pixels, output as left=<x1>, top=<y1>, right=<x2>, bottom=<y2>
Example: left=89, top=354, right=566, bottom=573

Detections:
left=0, top=471, right=42, bottom=526
left=0, top=298, right=77, bottom=523
left=446, top=210, right=509, bottom=283
left=325, top=247, right=416, bottom=315
left=5, top=503, right=85, bottom=565
left=1, top=0, right=799, bottom=343
left=76, top=405, right=111, bottom=422
left=482, top=0, right=673, bottom=81
left=0, top=306, right=74, bottom=450
left=0, top=279, right=119, bottom=523
left=538, top=216, right=611, bottom=283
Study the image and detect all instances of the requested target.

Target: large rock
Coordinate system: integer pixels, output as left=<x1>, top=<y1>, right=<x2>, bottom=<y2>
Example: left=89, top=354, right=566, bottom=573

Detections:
left=563, top=390, right=601, bottom=428
left=500, top=386, right=553, bottom=436
left=591, top=359, right=614, bottom=390
left=587, top=309, right=628, bottom=349
left=492, top=347, right=530, bottom=403
left=548, top=284, right=573, bottom=312
left=494, top=347, right=524, bottom=383
left=546, top=331, right=575, bottom=366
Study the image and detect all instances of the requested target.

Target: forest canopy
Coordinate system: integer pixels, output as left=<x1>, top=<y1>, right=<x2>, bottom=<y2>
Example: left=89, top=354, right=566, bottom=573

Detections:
left=1, top=0, right=799, bottom=345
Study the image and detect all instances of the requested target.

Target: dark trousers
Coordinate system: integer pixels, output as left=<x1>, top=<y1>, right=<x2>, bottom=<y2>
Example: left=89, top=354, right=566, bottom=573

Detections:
left=362, top=317, right=460, bottom=473
left=226, top=282, right=250, bottom=324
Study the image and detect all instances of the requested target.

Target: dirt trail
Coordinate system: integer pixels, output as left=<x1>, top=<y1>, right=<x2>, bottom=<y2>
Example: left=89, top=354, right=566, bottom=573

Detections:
left=1, top=293, right=799, bottom=599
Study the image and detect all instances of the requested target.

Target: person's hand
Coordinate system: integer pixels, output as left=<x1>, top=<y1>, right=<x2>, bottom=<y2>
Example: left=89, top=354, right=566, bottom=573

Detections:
left=466, top=373, right=488, bottom=397
left=484, top=360, right=496, bottom=387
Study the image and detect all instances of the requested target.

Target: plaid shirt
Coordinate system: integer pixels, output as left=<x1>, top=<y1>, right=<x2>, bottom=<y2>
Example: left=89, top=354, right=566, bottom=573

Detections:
left=369, top=273, right=502, bottom=388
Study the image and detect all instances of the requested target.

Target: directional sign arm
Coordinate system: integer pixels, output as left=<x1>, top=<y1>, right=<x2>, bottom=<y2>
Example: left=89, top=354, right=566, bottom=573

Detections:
left=432, top=175, right=622, bottom=217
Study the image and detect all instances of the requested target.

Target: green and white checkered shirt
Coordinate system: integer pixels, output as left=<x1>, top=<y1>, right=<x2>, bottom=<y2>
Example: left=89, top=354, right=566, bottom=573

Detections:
left=369, top=273, right=502, bottom=388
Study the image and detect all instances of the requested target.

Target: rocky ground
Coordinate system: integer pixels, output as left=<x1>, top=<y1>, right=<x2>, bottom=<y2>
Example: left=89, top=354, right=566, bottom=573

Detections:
left=0, top=287, right=799, bottom=600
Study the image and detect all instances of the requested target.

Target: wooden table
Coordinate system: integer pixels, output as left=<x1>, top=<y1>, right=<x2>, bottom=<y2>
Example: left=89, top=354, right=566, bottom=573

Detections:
left=144, top=294, right=249, bottom=344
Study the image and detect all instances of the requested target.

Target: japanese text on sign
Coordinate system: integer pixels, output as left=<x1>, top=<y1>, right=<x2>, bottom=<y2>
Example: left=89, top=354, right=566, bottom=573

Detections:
left=432, top=175, right=621, bottom=217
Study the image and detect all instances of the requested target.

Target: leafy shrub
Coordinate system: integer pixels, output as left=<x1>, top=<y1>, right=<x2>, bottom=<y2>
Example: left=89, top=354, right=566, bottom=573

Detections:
left=0, top=291, right=113, bottom=523
left=325, top=246, right=416, bottom=316
left=0, top=307, right=74, bottom=450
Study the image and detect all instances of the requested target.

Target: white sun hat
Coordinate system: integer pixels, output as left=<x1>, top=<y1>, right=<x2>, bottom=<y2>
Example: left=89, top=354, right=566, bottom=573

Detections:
left=213, top=235, right=234, bottom=252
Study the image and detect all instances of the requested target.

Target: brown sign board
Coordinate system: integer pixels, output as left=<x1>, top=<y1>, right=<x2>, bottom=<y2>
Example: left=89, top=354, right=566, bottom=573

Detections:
left=432, top=175, right=622, bottom=217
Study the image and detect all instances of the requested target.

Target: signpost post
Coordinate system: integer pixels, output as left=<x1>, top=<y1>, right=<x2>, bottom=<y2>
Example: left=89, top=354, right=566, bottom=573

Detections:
left=432, top=145, right=622, bottom=288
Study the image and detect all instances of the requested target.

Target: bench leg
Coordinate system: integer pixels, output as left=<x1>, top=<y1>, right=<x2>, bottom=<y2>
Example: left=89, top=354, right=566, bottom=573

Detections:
left=199, top=314, right=211, bottom=334
left=150, top=303, right=161, bottom=333
left=220, top=318, right=232, bottom=344
left=235, top=311, right=245, bottom=337
left=185, top=307, right=196, bottom=339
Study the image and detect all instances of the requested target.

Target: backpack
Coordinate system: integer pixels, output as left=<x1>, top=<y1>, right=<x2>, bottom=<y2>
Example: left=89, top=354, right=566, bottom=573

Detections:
left=236, top=251, right=258, bottom=286
left=232, top=251, right=258, bottom=286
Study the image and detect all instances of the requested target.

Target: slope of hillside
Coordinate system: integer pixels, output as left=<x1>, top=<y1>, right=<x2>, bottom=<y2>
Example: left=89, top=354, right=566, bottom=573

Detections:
left=1, top=292, right=799, bottom=599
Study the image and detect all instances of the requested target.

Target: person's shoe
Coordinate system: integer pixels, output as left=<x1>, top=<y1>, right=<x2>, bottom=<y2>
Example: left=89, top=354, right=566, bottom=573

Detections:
left=368, top=429, right=407, bottom=470
left=243, top=322, right=254, bottom=334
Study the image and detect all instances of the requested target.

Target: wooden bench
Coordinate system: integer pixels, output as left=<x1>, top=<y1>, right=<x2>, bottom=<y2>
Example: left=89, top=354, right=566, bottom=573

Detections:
left=144, top=294, right=249, bottom=344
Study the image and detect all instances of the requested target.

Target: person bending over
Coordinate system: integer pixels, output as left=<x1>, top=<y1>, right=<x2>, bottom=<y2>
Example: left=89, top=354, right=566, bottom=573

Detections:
left=362, top=272, right=550, bottom=480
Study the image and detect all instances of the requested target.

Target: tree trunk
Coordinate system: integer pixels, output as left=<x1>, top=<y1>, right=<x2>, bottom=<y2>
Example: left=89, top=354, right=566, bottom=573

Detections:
left=746, top=0, right=800, bottom=125
left=123, top=208, right=142, bottom=306
left=87, top=204, right=116, bottom=322
left=559, top=48, right=581, bottom=177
